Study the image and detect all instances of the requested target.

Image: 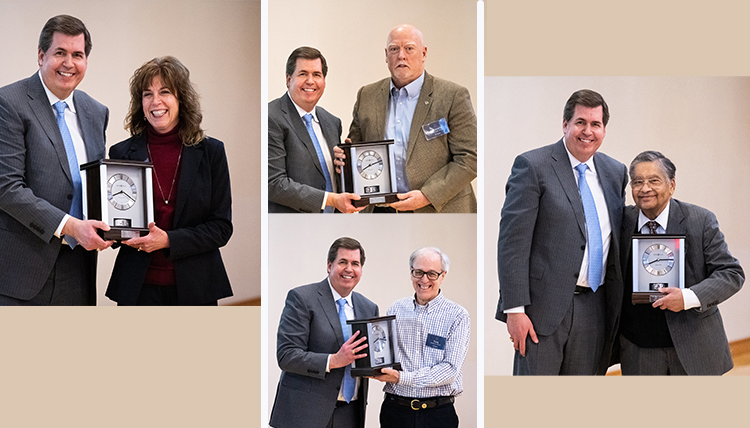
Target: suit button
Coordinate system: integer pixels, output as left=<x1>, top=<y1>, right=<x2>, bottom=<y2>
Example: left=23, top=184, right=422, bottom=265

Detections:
left=573, top=273, right=579, bottom=278
left=580, top=245, right=585, bottom=250
left=67, top=194, right=73, bottom=200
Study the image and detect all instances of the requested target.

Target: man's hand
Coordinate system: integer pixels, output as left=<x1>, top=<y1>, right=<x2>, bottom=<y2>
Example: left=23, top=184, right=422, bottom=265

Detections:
left=327, top=193, right=366, bottom=213
left=330, top=331, right=369, bottom=369
left=123, top=222, right=170, bottom=253
left=388, top=190, right=430, bottom=211
left=370, top=367, right=400, bottom=384
left=652, top=287, right=685, bottom=312
left=333, top=143, right=347, bottom=174
left=507, top=312, right=538, bottom=357
left=61, top=217, right=113, bottom=251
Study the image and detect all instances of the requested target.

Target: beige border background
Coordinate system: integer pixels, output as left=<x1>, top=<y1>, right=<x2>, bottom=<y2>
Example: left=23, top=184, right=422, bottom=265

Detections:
left=0, top=1, right=260, bottom=426
left=484, top=0, right=750, bottom=426
left=267, top=214, right=477, bottom=428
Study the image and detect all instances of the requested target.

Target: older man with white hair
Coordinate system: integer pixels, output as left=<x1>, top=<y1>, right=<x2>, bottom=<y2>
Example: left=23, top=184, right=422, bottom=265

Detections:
left=345, top=24, right=477, bottom=213
left=372, top=247, right=470, bottom=428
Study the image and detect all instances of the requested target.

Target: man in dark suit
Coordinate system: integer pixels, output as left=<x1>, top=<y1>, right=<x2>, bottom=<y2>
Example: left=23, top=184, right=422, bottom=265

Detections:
left=270, top=237, right=379, bottom=428
left=496, top=89, right=628, bottom=375
left=268, top=47, right=363, bottom=213
left=619, top=151, right=744, bottom=375
left=345, top=24, right=477, bottom=213
left=0, top=15, right=111, bottom=305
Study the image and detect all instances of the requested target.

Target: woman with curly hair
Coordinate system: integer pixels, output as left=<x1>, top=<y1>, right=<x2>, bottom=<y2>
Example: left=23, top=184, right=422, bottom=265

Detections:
left=107, top=56, right=233, bottom=305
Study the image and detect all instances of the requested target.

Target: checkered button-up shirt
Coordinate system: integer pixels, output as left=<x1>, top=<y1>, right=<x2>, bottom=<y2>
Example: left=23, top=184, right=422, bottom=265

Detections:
left=384, top=292, right=471, bottom=398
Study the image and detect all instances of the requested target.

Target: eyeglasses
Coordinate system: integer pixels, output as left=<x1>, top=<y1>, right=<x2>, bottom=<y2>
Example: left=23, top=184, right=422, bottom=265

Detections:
left=411, top=269, right=443, bottom=280
left=630, top=178, right=665, bottom=189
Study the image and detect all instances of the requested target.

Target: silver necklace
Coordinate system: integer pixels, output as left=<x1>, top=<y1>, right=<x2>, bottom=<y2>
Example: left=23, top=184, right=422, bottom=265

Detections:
left=147, top=143, right=183, bottom=205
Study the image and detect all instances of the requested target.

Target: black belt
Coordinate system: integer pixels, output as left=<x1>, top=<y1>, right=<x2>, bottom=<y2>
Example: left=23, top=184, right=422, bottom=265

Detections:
left=385, top=393, right=454, bottom=410
left=574, top=285, right=592, bottom=295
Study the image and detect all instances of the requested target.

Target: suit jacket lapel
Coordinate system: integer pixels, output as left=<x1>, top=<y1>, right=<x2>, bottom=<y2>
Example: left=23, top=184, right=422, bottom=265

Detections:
left=373, top=79, right=390, bottom=141
left=173, top=142, right=203, bottom=225
left=665, top=200, right=687, bottom=235
left=406, top=72, right=433, bottom=161
left=282, top=93, right=324, bottom=176
left=594, top=152, right=624, bottom=242
left=317, top=280, right=345, bottom=346
left=74, top=91, right=105, bottom=162
left=318, top=109, right=339, bottom=153
left=550, top=139, right=586, bottom=236
left=26, top=74, right=72, bottom=184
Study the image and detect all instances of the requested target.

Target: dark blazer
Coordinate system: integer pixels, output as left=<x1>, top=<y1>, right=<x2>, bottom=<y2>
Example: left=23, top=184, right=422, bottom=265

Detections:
left=496, top=139, right=628, bottom=373
left=270, top=279, right=379, bottom=428
left=106, top=133, right=233, bottom=305
left=347, top=72, right=477, bottom=213
left=0, top=73, right=107, bottom=300
left=268, top=93, right=342, bottom=213
left=619, top=199, right=744, bottom=375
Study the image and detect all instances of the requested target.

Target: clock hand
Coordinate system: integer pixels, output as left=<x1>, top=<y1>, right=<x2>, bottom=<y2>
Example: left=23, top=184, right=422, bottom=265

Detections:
left=647, top=258, right=671, bottom=265
left=362, top=159, right=383, bottom=170
left=112, top=190, right=136, bottom=202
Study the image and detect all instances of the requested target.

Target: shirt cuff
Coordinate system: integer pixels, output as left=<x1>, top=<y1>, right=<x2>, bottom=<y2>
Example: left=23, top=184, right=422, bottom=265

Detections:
left=504, top=306, right=525, bottom=314
left=682, top=288, right=701, bottom=310
left=55, top=214, right=71, bottom=238
left=326, top=354, right=331, bottom=373
left=321, top=191, right=330, bottom=211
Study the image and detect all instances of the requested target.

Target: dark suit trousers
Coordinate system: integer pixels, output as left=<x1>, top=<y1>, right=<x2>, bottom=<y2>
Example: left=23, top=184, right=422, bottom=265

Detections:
left=619, top=334, right=687, bottom=375
left=379, top=397, right=458, bottom=428
left=514, top=286, right=606, bottom=375
left=325, top=400, right=361, bottom=428
left=0, top=246, right=95, bottom=305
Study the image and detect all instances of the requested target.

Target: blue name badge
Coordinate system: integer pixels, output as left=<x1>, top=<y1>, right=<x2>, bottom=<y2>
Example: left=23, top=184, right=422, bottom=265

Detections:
left=425, top=334, right=447, bottom=350
left=422, top=118, right=450, bottom=141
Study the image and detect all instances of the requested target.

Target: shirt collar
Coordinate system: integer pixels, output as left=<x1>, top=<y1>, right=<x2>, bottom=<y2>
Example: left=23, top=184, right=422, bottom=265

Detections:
left=327, top=278, right=353, bottom=307
left=562, top=137, right=596, bottom=174
left=389, top=71, right=425, bottom=99
left=38, top=70, right=77, bottom=113
left=412, top=289, right=444, bottom=309
left=637, top=199, right=671, bottom=232
left=287, top=91, right=318, bottom=121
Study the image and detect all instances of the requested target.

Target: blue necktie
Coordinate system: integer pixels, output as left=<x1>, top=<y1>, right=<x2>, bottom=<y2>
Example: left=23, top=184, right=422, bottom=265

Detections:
left=302, top=113, right=333, bottom=213
left=337, top=298, right=355, bottom=402
left=55, top=101, right=82, bottom=249
left=576, top=163, right=603, bottom=292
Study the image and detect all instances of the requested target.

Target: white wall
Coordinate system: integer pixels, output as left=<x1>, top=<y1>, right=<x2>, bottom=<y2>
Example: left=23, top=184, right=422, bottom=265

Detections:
left=0, top=0, right=262, bottom=304
left=484, top=77, right=750, bottom=375
left=267, top=214, right=478, bottom=428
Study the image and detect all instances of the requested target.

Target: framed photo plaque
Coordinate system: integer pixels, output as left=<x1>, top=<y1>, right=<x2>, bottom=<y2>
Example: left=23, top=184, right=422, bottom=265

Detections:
left=347, top=315, right=402, bottom=377
left=80, top=159, right=155, bottom=241
left=339, top=140, right=399, bottom=207
left=632, top=235, right=686, bottom=304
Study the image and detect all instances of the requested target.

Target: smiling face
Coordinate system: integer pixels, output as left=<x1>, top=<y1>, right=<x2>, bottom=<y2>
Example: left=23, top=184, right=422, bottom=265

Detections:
left=411, top=251, right=445, bottom=306
left=631, top=161, right=675, bottom=220
left=38, top=32, right=87, bottom=100
left=286, top=58, right=325, bottom=112
left=563, top=104, right=606, bottom=163
left=142, top=75, right=180, bottom=134
left=327, top=248, right=362, bottom=298
left=385, top=25, right=427, bottom=89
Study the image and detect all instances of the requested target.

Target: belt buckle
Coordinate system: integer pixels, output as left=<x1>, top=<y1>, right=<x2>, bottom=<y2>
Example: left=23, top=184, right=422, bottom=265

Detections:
left=410, top=399, right=427, bottom=410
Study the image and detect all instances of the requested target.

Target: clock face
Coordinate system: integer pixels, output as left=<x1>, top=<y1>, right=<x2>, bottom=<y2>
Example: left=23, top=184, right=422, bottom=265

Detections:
left=356, top=150, right=384, bottom=180
left=107, top=173, right=138, bottom=211
left=641, top=243, right=675, bottom=276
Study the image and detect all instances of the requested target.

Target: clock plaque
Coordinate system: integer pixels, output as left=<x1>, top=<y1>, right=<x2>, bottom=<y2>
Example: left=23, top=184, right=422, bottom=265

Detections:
left=80, top=159, right=155, bottom=241
left=347, top=315, right=402, bottom=377
left=631, top=235, right=685, bottom=304
left=339, top=140, right=399, bottom=207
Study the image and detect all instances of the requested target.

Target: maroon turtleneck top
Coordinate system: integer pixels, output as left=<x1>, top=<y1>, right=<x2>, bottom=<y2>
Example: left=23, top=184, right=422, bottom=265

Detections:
left=145, top=125, right=183, bottom=286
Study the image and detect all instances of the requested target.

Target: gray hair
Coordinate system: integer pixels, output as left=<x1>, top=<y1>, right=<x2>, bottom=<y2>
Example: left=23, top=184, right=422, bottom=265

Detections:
left=409, top=247, right=450, bottom=272
left=629, top=150, right=677, bottom=181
